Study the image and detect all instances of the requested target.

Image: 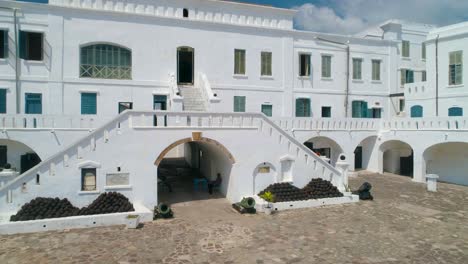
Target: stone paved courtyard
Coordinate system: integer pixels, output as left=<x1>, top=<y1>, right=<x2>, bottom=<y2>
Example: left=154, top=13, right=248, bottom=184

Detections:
left=1, top=173, right=467, bottom=264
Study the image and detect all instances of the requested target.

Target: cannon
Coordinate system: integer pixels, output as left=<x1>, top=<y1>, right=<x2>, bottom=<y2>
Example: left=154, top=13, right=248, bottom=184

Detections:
left=356, top=182, right=373, bottom=200
left=240, top=197, right=256, bottom=209
left=154, top=203, right=173, bottom=219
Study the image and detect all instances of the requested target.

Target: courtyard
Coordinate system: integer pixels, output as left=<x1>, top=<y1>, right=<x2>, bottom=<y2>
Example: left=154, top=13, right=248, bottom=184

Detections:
left=1, top=173, right=467, bottom=264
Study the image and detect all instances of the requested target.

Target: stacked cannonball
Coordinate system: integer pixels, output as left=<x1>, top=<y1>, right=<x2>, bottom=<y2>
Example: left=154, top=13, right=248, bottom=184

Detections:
left=302, top=178, right=343, bottom=199
left=78, top=192, right=134, bottom=215
left=10, top=197, right=79, bottom=222
left=258, top=182, right=309, bottom=202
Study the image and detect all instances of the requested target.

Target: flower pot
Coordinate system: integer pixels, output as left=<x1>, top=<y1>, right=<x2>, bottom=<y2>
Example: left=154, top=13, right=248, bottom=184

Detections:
left=263, top=205, right=273, bottom=215
left=126, top=215, right=140, bottom=229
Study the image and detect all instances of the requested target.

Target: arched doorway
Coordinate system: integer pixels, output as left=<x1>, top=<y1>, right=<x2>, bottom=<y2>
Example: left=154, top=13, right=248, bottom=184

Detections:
left=177, top=46, right=194, bottom=85
left=303, top=136, right=343, bottom=166
left=424, top=142, right=468, bottom=186
left=379, top=140, right=414, bottom=177
left=0, top=139, right=42, bottom=174
left=353, top=136, right=378, bottom=171
left=155, top=136, right=235, bottom=204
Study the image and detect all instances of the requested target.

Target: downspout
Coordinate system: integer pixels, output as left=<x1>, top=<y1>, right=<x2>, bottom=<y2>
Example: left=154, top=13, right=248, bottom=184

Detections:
left=435, top=34, right=439, bottom=117
left=0, top=7, right=19, bottom=114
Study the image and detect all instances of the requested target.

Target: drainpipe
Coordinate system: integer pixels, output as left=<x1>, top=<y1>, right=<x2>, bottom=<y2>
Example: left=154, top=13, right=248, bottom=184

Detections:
left=314, top=37, right=350, bottom=117
left=0, top=6, right=19, bottom=114
left=435, top=34, right=439, bottom=117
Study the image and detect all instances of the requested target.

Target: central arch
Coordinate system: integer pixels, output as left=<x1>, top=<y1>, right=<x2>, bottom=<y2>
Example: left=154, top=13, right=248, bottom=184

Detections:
left=379, top=140, right=414, bottom=177
left=303, top=136, right=344, bottom=166
left=155, top=136, right=235, bottom=204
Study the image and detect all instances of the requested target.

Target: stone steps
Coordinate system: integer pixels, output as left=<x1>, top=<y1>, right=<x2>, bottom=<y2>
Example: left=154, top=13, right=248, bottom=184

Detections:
left=179, top=86, right=207, bottom=112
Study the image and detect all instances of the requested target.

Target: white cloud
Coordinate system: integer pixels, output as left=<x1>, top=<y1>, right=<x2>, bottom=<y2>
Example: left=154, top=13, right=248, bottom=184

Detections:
left=294, top=0, right=468, bottom=34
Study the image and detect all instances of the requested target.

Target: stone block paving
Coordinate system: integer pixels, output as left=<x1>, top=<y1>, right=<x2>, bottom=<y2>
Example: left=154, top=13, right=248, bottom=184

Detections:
left=1, top=173, right=467, bottom=264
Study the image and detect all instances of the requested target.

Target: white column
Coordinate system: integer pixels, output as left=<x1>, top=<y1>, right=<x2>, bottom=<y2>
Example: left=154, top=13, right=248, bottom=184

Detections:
left=412, top=150, right=426, bottom=183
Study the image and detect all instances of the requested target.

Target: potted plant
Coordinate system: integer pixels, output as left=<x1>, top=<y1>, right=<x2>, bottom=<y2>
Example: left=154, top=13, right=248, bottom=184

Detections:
left=259, top=191, right=275, bottom=215
left=343, top=184, right=352, bottom=196
left=126, top=214, right=140, bottom=229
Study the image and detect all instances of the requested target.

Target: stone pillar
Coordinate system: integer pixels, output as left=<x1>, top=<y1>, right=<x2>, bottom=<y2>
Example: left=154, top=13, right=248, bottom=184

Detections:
left=336, top=154, right=350, bottom=188
left=426, top=174, right=439, bottom=192
left=412, top=150, right=426, bottom=183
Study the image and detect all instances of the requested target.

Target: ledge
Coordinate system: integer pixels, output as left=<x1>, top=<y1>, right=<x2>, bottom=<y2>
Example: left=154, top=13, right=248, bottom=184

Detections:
left=77, top=190, right=101, bottom=195
left=233, top=74, right=248, bottom=79
left=447, top=84, right=464, bottom=89
left=104, top=185, right=132, bottom=190
left=260, top=76, right=274, bottom=80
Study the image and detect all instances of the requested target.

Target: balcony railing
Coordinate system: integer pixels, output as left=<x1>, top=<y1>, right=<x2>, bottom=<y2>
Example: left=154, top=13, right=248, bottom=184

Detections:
left=80, top=64, right=131, bottom=80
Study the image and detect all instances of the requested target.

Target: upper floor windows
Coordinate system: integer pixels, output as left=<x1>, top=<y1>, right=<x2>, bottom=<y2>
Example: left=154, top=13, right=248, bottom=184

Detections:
left=234, top=49, right=246, bottom=75
left=233, top=96, right=246, bottom=112
left=25, top=93, right=42, bottom=114
left=81, top=93, right=97, bottom=115
left=19, top=31, right=43, bottom=61
left=449, top=51, right=463, bottom=86
left=371, top=60, right=381, bottom=81
left=80, top=44, right=132, bottom=80
left=352, top=58, right=362, bottom=80
left=401, top=69, right=414, bottom=85
left=0, top=30, right=8, bottom=59
left=321, top=55, right=331, bottom=78
left=422, top=42, right=426, bottom=60
left=261, top=51, right=272, bottom=76
left=295, top=98, right=311, bottom=117
left=299, top=54, right=311, bottom=77
left=402, top=40, right=410, bottom=58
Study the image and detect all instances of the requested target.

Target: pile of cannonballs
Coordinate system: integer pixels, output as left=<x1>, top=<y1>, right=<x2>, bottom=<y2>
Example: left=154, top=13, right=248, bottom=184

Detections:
left=10, top=192, right=134, bottom=222
left=258, top=178, right=343, bottom=203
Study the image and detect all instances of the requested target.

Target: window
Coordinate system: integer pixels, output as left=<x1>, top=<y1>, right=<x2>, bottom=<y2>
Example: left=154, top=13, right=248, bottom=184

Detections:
left=153, top=95, right=167, bottom=110
left=410, top=105, right=423, bottom=118
left=402, top=40, right=410, bottom=58
left=370, top=108, right=381, bottom=119
left=0, top=145, right=6, bottom=168
left=449, top=51, right=463, bottom=85
left=299, top=54, right=311, bottom=77
left=261, top=52, right=272, bottom=76
left=25, top=93, right=42, bottom=114
left=422, top=43, right=426, bottom=60
left=234, top=49, right=246, bottom=75
left=81, top=93, right=97, bottom=115
left=321, top=106, right=331, bottom=118
left=0, top=89, right=6, bottom=114
left=261, top=104, right=272, bottom=117
left=372, top=60, right=381, bottom=81
left=19, top=31, right=43, bottom=61
left=81, top=168, right=97, bottom=191
left=0, top=29, right=7, bottom=59
left=233, top=96, right=246, bottom=112
left=352, top=101, right=368, bottom=118
left=80, top=44, right=132, bottom=79
left=422, top=71, right=427, bottom=82
left=401, top=69, right=414, bottom=85
left=183, top=8, right=189, bottom=18
left=448, top=107, right=463, bottom=117
left=399, top=99, right=405, bottom=112
left=295, top=98, right=311, bottom=117
left=118, top=102, right=133, bottom=114
left=321, top=55, right=331, bottom=78
left=352, top=58, right=362, bottom=80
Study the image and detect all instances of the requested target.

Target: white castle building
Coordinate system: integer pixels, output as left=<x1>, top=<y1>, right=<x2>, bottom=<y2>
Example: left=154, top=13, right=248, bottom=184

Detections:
left=0, top=0, right=467, bottom=229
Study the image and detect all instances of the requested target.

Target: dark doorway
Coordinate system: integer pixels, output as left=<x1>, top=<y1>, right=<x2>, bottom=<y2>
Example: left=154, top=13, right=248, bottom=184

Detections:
left=21, top=153, right=41, bottom=173
left=400, top=152, right=414, bottom=177
left=177, top=47, right=194, bottom=85
left=153, top=95, right=167, bottom=126
left=0, top=145, right=7, bottom=167
left=354, top=146, right=363, bottom=169
left=118, top=102, right=133, bottom=114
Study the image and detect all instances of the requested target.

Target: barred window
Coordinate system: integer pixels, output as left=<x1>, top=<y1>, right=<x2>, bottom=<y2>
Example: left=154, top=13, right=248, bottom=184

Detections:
left=372, top=60, right=381, bottom=81
left=352, top=58, right=362, bottom=80
left=321, top=55, right=331, bottom=78
left=261, top=52, right=272, bottom=76
left=80, top=44, right=132, bottom=79
left=449, top=51, right=463, bottom=86
left=402, top=40, right=410, bottom=58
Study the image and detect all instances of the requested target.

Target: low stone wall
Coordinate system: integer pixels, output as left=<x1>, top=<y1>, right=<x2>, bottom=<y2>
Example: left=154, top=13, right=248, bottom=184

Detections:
left=254, top=194, right=359, bottom=212
left=0, top=203, right=153, bottom=235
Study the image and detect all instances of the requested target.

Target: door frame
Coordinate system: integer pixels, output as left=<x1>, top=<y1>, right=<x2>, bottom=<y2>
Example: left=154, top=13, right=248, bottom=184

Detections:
left=177, top=46, right=194, bottom=85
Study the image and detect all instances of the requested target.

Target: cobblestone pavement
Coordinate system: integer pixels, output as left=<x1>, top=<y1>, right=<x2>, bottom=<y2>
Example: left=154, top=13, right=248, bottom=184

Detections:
left=1, top=173, right=467, bottom=264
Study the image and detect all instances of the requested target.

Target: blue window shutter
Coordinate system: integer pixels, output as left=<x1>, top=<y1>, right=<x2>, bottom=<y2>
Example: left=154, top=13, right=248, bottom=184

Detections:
left=411, top=105, right=423, bottom=118
left=448, top=107, right=463, bottom=117
left=0, top=89, right=6, bottom=114
left=25, top=93, right=42, bottom=114
left=81, top=93, right=97, bottom=115
left=352, top=101, right=360, bottom=118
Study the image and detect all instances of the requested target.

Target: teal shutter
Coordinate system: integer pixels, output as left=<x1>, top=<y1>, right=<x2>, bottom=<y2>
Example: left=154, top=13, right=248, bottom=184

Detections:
left=234, top=96, right=246, bottom=112
left=295, top=98, right=311, bottom=117
left=25, top=93, right=42, bottom=114
left=261, top=104, right=272, bottom=117
left=362, top=101, right=369, bottom=118
left=352, top=101, right=360, bottom=118
left=0, top=89, right=6, bottom=114
left=1, top=30, right=8, bottom=59
left=448, top=107, right=463, bottom=117
left=19, top=31, right=26, bottom=59
left=410, top=105, right=423, bottom=118
left=81, top=93, right=97, bottom=115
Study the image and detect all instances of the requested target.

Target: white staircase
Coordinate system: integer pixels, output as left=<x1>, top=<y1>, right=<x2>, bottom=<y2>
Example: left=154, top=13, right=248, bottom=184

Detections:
left=179, top=86, right=207, bottom=112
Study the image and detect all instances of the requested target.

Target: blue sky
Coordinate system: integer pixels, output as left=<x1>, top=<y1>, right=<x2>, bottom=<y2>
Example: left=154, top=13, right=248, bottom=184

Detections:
left=18, top=0, right=468, bottom=34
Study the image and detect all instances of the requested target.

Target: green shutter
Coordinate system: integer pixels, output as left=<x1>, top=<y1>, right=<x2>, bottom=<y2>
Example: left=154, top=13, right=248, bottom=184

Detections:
left=19, top=31, right=26, bottom=59
left=0, top=89, right=6, bottom=114
left=352, top=101, right=360, bottom=118
left=25, top=93, right=42, bottom=114
left=261, top=104, right=272, bottom=117
left=448, top=107, right=463, bottom=117
left=362, top=101, right=369, bottom=118
left=81, top=93, right=97, bottom=115
left=1, top=30, right=8, bottom=59
left=234, top=96, right=245, bottom=112
left=411, top=105, right=423, bottom=118
left=295, top=98, right=310, bottom=117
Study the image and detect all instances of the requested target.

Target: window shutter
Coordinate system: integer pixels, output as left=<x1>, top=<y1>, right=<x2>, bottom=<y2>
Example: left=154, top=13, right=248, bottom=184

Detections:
left=0, top=89, right=6, bottom=114
left=448, top=107, right=463, bottom=117
left=352, top=101, right=360, bottom=118
left=362, top=101, right=369, bottom=118
left=81, top=93, right=97, bottom=115
left=411, top=106, right=423, bottom=118
left=409, top=70, right=414, bottom=83
left=295, top=99, right=302, bottom=116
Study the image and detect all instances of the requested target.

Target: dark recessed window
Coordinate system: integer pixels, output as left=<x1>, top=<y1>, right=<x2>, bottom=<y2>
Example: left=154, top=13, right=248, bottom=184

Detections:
left=183, top=9, right=189, bottom=18
left=19, top=31, right=43, bottom=61
left=0, top=30, right=8, bottom=59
